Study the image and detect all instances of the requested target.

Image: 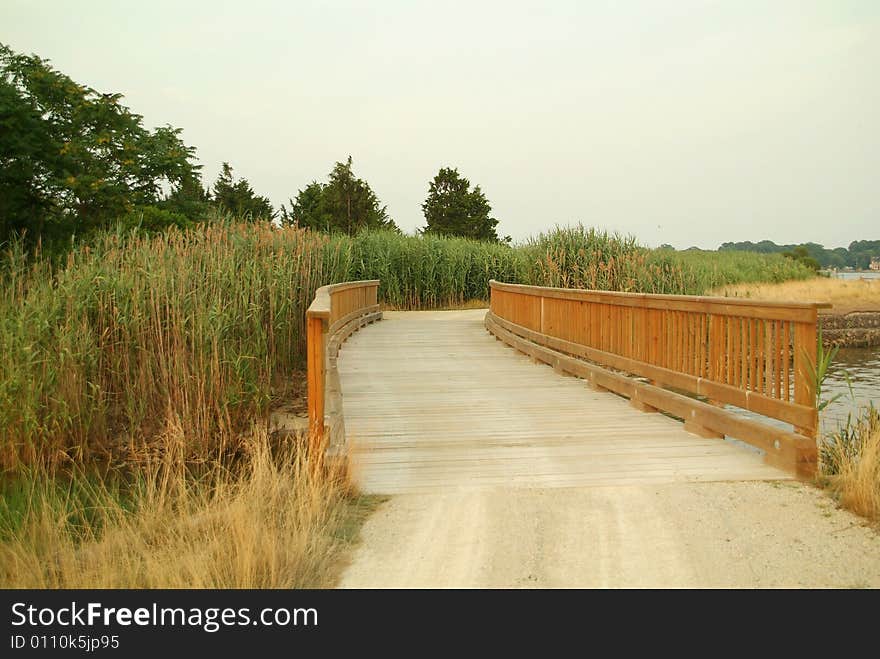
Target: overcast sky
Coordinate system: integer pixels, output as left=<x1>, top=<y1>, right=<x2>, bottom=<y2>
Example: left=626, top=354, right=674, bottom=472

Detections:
left=5, top=1, right=878, bottom=248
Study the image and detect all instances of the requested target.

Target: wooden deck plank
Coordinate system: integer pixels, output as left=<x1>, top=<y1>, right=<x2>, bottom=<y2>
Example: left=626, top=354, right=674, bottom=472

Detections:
left=337, top=309, right=790, bottom=493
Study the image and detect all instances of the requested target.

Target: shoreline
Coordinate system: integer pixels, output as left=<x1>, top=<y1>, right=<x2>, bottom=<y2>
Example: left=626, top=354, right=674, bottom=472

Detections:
left=820, top=311, right=880, bottom=348
left=710, top=278, right=879, bottom=349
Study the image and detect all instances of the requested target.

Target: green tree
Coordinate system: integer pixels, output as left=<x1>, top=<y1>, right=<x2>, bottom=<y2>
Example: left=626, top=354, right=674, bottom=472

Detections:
left=1, top=80, right=53, bottom=241
left=280, top=182, right=330, bottom=229
left=211, top=162, right=274, bottom=220
left=827, top=247, right=848, bottom=269
left=718, top=239, right=879, bottom=269
left=115, top=205, right=192, bottom=234
left=0, top=42, right=199, bottom=246
left=159, top=173, right=211, bottom=222
left=282, top=156, right=398, bottom=234
left=781, top=245, right=820, bottom=271
left=848, top=240, right=880, bottom=269
left=421, top=167, right=500, bottom=241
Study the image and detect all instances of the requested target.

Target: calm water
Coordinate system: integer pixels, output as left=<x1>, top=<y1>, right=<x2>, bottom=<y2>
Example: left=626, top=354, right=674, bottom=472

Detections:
left=727, top=346, right=879, bottom=440
left=721, top=270, right=879, bottom=437
left=820, top=346, right=880, bottom=436
left=821, top=270, right=879, bottom=432
left=831, top=271, right=880, bottom=281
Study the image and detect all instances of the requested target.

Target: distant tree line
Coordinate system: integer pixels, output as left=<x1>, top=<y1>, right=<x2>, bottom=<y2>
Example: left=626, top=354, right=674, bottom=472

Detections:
left=719, top=240, right=880, bottom=270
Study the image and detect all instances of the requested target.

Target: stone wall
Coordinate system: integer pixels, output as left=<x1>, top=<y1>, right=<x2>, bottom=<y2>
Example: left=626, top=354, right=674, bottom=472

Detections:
left=820, top=312, right=880, bottom=348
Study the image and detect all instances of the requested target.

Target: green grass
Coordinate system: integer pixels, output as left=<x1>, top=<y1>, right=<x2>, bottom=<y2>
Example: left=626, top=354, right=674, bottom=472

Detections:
left=0, top=427, right=370, bottom=588
left=335, top=230, right=521, bottom=308
left=0, top=468, right=136, bottom=544
left=654, top=247, right=816, bottom=292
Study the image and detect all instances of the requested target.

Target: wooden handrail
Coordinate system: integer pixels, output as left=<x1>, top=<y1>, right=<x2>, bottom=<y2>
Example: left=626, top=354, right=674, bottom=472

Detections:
left=306, top=280, right=381, bottom=455
left=487, top=280, right=831, bottom=477
left=490, top=281, right=832, bottom=322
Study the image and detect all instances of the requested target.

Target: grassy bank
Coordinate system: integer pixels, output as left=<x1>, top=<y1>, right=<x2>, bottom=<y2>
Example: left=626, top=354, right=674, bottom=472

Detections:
left=821, top=406, right=880, bottom=524
left=711, top=277, right=880, bottom=314
left=0, top=425, right=380, bottom=588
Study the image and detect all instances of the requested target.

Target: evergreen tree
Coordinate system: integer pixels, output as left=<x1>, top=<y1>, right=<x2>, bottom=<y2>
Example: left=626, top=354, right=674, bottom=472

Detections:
left=421, top=167, right=499, bottom=241
left=160, top=173, right=211, bottom=222
left=283, top=157, right=398, bottom=234
left=212, top=162, right=274, bottom=220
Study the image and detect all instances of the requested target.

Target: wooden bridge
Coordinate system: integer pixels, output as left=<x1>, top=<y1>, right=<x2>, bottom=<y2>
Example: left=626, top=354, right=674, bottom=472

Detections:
left=306, top=280, right=828, bottom=493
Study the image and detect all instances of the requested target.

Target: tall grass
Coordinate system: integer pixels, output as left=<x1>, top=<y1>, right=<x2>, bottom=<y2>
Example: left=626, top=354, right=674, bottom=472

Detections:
left=821, top=406, right=880, bottom=523
left=337, top=225, right=814, bottom=308
left=0, top=423, right=372, bottom=588
left=646, top=247, right=815, bottom=293
left=338, top=230, right=522, bottom=309
left=0, top=223, right=349, bottom=471
left=710, top=277, right=880, bottom=312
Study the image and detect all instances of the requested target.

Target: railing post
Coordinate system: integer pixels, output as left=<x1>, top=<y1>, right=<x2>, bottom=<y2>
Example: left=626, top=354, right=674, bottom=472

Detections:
left=540, top=296, right=545, bottom=334
left=707, top=314, right=725, bottom=406
left=793, top=314, right=818, bottom=439
left=307, top=314, right=326, bottom=449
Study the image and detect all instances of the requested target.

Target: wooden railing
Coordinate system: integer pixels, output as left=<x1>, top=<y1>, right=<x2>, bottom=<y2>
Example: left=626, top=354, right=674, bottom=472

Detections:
left=487, top=280, right=831, bottom=477
left=306, top=280, right=381, bottom=456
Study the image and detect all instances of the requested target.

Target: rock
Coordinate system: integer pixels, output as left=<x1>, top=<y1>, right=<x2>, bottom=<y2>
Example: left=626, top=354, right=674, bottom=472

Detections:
left=820, top=312, right=880, bottom=348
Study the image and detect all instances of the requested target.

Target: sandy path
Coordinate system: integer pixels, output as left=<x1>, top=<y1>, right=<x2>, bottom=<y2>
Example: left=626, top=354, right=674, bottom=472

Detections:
left=339, top=481, right=880, bottom=588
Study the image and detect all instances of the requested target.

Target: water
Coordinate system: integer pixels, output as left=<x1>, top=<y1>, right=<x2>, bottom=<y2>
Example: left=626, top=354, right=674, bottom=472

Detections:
left=820, top=346, right=880, bottom=436
left=830, top=271, right=880, bottom=281
left=820, top=269, right=880, bottom=433
left=722, top=346, right=879, bottom=441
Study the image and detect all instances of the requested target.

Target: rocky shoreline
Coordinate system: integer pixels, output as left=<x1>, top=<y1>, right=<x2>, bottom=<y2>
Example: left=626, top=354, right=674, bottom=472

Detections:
left=820, top=311, right=880, bottom=348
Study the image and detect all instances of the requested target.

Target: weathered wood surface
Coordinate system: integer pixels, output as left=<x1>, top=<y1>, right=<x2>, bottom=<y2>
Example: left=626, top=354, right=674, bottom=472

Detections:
left=338, top=310, right=789, bottom=494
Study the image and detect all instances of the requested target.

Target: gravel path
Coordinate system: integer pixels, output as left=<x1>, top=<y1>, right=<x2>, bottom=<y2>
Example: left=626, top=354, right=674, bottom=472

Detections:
left=339, top=481, right=880, bottom=588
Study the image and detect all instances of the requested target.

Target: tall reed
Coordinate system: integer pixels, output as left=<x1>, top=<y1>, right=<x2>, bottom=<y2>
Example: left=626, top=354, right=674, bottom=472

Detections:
left=338, top=230, right=523, bottom=308
left=0, top=223, right=347, bottom=470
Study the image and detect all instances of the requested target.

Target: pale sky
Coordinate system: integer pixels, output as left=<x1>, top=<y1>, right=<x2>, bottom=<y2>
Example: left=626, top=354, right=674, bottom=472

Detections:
left=5, top=1, right=878, bottom=248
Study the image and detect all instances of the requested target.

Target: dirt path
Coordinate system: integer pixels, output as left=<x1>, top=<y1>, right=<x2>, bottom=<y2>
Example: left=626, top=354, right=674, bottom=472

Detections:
left=339, top=481, right=880, bottom=588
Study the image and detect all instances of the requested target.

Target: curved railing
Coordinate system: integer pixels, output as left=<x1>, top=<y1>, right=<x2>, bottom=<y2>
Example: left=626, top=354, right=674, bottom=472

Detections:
left=307, top=280, right=382, bottom=456
left=486, top=280, right=830, bottom=477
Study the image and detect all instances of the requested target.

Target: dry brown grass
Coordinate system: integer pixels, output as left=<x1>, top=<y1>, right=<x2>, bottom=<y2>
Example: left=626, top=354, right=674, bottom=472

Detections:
left=711, top=277, right=880, bottom=314
left=0, top=421, right=377, bottom=588
left=822, top=407, right=880, bottom=524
